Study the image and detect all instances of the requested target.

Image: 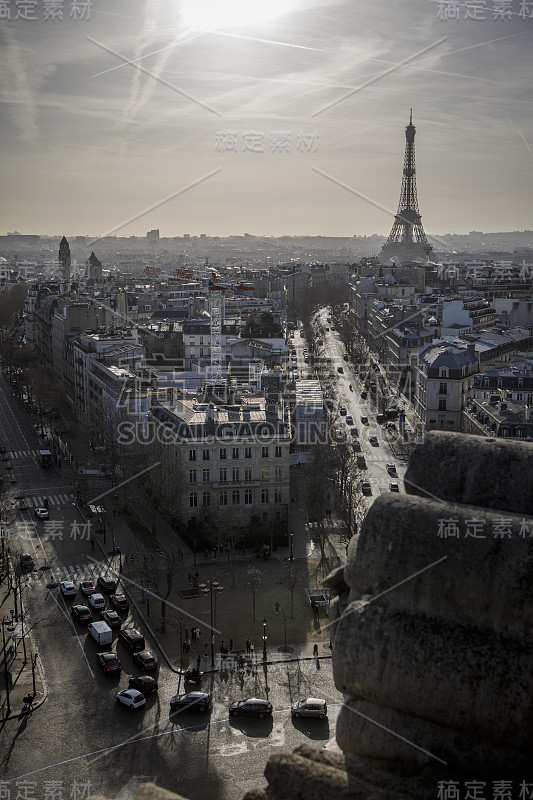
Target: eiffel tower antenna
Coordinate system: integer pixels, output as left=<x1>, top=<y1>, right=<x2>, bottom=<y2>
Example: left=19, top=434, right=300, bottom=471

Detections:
left=381, top=112, right=432, bottom=263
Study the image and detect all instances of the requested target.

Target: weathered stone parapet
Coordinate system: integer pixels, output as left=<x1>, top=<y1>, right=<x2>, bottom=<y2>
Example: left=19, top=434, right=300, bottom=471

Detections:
left=342, top=494, right=533, bottom=637
left=404, top=431, right=533, bottom=514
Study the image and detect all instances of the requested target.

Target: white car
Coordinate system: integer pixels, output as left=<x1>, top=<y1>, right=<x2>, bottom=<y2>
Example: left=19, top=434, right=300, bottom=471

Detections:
left=60, top=580, right=77, bottom=597
left=389, top=482, right=400, bottom=492
left=35, top=508, right=49, bottom=519
left=116, top=689, right=146, bottom=711
left=88, top=592, right=106, bottom=610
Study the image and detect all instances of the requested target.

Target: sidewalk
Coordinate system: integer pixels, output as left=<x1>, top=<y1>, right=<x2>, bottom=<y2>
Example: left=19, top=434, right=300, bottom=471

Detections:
left=0, top=572, right=46, bottom=722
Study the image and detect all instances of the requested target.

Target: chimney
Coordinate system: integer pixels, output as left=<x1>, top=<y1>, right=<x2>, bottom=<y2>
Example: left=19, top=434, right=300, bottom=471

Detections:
left=467, top=343, right=476, bottom=356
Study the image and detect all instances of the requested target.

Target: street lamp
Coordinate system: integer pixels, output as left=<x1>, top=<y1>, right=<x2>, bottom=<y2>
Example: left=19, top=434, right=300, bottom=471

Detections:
left=289, top=531, right=294, bottom=562
left=262, top=617, right=267, bottom=660
left=199, top=579, right=223, bottom=668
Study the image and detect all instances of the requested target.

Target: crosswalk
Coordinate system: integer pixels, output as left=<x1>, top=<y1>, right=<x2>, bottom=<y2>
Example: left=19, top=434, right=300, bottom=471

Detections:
left=21, top=493, right=75, bottom=508
left=3, top=448, right=43, bottom=460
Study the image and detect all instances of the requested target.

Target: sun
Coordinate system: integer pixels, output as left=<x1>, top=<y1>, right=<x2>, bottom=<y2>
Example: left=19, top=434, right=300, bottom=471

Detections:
left=181, top=0, right=296, bottom=31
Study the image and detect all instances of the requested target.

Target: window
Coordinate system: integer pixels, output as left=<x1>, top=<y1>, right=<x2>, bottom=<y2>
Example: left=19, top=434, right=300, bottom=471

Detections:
left=275, top=446, right=282, bottom=458
left=245, top=447, right=252, bottom=459
left=189, top=469, right=197, bottom=483
left=202, top=468, right=210, bottom=482
left=219, top=491, right=227, bottom=506
left=189, top=449, right=196, bottom=462
left=262, top=466, right=269, bottom=481
left=439, top=368, right=448, bottom=378
left=261, top=488, right=269, bottom=504
left=200, top=348, right=205, bottom=357
left=202, top=491, right=210, bottom=507
left=244, top=489, right=252, bottom=505
left=439, top=383, right=447, bottom=394
left=274, top=466, right=282, bottom=480
left=244, top=466, right=252, bottom=482
left=232, top=467, right=240, bottom=482
left=189, top=492, right=198, bottom=508
left=232, top=447, right=239, bottom=459
left=202, top=448, right=210, bottom=460
left=232, top=489, right=240, bottom=505
left=274, top=490, right=282, bottom=503
left=200, top=336, right=204, bottom=345
left=262, top=446, right=269, bottom=458
left=219, top=468, right=227, bottom=482
left=219, top=448, right=227, bottom=460
left=438, top=397, right=447, bottom=411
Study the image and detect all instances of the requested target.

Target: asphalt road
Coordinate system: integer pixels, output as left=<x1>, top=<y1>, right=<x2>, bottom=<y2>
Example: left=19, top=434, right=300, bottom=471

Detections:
left=0, top=372, right=342, bottom=800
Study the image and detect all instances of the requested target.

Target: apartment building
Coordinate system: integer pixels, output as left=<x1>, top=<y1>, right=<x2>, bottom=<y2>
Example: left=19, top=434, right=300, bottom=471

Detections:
left=149, top=393, right=290, bottom=533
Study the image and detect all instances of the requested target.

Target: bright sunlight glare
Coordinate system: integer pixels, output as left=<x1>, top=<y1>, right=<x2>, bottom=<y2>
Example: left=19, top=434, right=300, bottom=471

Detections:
left=181, top=0, right=297, bottom=31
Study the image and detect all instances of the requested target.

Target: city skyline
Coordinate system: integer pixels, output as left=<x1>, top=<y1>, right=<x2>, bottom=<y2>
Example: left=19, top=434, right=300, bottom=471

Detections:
left=1, top=0, right=532, bottom=238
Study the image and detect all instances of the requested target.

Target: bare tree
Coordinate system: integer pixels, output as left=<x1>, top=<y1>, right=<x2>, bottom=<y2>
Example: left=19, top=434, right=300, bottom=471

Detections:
left=242, top=567, right=263, bottom=623
left=281, top=562, right=301, bottom=619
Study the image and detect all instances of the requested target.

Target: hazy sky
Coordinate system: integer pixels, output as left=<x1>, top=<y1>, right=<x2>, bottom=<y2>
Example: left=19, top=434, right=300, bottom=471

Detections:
left=1, top=0, right=532, bottom=238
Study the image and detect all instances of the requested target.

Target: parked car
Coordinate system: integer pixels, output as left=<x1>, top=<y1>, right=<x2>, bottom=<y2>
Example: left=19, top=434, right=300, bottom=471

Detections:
left=360, top=416, right=368, bottom=424
left=116, top=689, right=146, bottom=711
left=350, top=428, right=358, bottom=438
left=19, top=553, right=35, bottom=570
left=110, top=594, right=129, bottom=612
left=97, top=651, right=122, bottom=675
left=386, top=463, right=397, bottom=475
left=71, top=604, right=92, bottom=624
left=361, top=481, right=372, bottom=496
left=129, top=675, right=158, bottom=694
left=291, top=698, right=327, bottom=719
left=79, top=580, right=96, bottom=596
left=88, top=592, right=106, bottom=610
left=389, top=482, right=400, bottom=492
left=339, top=407, right=347, bottom=416
left=360, top=391, right=368, bottom=399
left=343, top=355, right=349, bottom=362
left=97, top=575, right=117, bottom=593
left=119, top=628, right=145, bottom=652
left=369, top=435, right=379, bottom=446
left=132, top=650, right=157, bottom=672
left=345, top=416, right=353, bottom=425
left=60, top=580, right=77, bottom=597
left=102, top=610, right=122, bottom=628
left=170, top=691, right=211, bottom=713
left=34, top=508, right=49, bottom=520
left=337, top=366, right=344, bottom=374
left=229, top=698, right=273, bottom=719
left=308, top=593, right=327, bottom=608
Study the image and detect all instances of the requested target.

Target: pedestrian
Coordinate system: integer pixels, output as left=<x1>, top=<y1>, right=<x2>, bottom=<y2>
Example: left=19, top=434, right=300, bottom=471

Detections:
left=194, top=571, right=199, bottom=584
left=275, top=602, right=280, bottom=614
left=197, top=655, right=201, bottom=670
left=229, top=638, right=233, bottom=651
left=183, top=640, right=187, bottom=653
left=313, top=643, right=319, bottom=659
left=204, top=643, right=208, bottom=659
left=250, top=641, right=255, bottom=656
left=90, top=537, right=95, bottom=551
left=196, top=627, right=201, bottom=639
left=220, top=640, right=225, bottom=652
left=245, top=638, right=250, bottom=654
left=192, top=628, right=197, bottom=642
left=186, top=637, right=191, bottom=652
left=314, top=604, right=320, bottom=620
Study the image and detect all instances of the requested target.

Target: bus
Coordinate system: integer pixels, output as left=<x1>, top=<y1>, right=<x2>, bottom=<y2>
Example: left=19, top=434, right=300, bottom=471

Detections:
left=39, top=449, right=52, bottom=467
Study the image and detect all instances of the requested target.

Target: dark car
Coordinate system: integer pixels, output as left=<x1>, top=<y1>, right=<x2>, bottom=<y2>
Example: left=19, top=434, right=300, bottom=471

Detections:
left=132, top=650, right=158, bottom=672
left=71, top=604, right=92, bottom=624
left=170, top=691, right=211, bottom=713
left=96, top=651, right=122, bottom=676
left=102, top=610, right=122, bottom=629
left=360, top=391, right=368, bottom=399
left=337, top=366, right=344, bottom=374
left=361, top=481, right=372, bottom=496
left=19, top=553, right=35, bottom=570
left=361, top=416, right=369, bottom=424
left=97, top=575, right=117, bottom=593
left=129, top=675, right=158, bottom=694
left=229, top=698, right=273, bottom=719
left=110, top=594, right=129, bottom=612
left=119, top=628, right=145, bottom=652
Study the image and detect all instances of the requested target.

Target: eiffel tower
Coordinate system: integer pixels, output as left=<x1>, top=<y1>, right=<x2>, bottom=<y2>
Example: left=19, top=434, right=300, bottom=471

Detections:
left=381, top=111, right=432, bottom=264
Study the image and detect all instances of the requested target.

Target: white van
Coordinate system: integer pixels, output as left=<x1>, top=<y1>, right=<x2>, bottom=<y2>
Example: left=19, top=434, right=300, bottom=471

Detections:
left=87, top=621, right=113, bottom=645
